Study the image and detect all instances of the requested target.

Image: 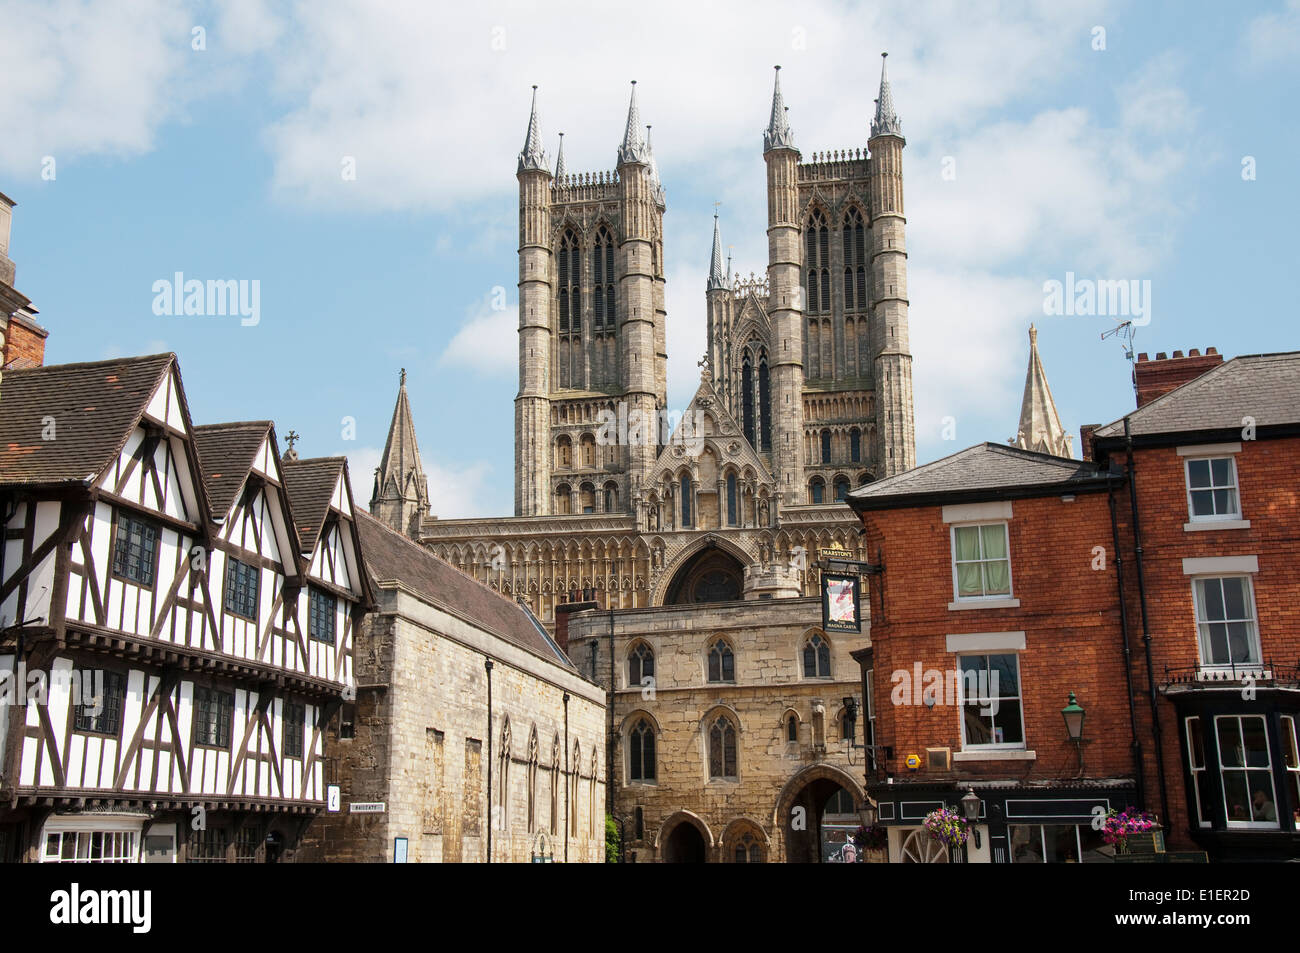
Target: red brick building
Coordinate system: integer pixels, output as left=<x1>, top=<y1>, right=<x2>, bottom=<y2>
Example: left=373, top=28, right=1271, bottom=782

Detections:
left=0, top=192, right=48, bottom=372
left=847, top=444, right=1139, bottom=863
left=1090, top=350, right=1300, bottom=861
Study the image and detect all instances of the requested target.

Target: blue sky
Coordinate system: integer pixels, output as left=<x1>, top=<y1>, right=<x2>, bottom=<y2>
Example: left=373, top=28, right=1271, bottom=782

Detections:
left=3, top=0, right=1297, bottom=517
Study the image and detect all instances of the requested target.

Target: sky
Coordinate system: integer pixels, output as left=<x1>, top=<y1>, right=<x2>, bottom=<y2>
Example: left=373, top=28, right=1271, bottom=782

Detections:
left=2, top=0, right=1297, bottom=518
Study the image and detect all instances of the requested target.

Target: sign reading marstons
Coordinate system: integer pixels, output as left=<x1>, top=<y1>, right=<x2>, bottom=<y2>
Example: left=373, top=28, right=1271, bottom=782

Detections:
left=821, top=572, right=861, bottom=634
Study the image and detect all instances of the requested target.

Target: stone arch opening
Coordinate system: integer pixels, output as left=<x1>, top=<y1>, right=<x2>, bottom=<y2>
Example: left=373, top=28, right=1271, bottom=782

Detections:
left=773, top=764, right=865, bottom=864
left=658, top=811, right=712, bottom=864
left=663, top=543, right=744, bottom=605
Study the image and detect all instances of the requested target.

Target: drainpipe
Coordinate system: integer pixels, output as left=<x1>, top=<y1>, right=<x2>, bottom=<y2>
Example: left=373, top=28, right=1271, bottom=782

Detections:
left=1107, top=471, right=1145, bottom=806
left=607, top=602, right=615, bottom=858
left=563, top=691, right=570, bottom=863
left=1124, top=417, right=1171, bottom=825
left=485, top=657, right=493, bottom=864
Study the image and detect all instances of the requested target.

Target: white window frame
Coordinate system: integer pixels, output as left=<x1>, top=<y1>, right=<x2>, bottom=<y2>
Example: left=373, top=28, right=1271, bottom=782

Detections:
left=956, top=651, right=1026, bottom=752
left=1181, top=450, right=1242, bottom=524
left=1281, top=716, right=1300, bottom=832
left=1185, top=716, right=1212, bottom=828
left=41, top=816, right=144, bottom=863
left=1190, top=574, right=1262, bottom=670
left=1214, top=714, right=1280, bottom=830
left=949, top=522, right=1014, bottom=604
left=1009, top=823, right=1106, bottom=863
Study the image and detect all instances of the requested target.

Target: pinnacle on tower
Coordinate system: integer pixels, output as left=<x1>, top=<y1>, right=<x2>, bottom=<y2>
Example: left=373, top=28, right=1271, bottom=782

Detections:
left=555, top=132, right=566, bottom=180
left=871, top=53, right=904, bottom=140
left=763, top=66, right=796, bottom=153
left=707, top=211, right=728, bottom=291
left=617, top=81, right=650, bottom=165
left=1013, top=325, right=1074, bottom=458
left=517, top=85, right=549, bottom=174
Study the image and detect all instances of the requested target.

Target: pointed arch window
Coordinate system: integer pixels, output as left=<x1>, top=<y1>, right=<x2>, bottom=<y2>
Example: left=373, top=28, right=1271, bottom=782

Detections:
left=741, top=356, right=755, bottom=447
left=733, top=831, right=763, bottom=863
left=850, top=427, right=861, bottom=463
left=680, top=474, right=693, bottom=528
left=570, top=742, right=580, bottom=837
left=709, top=714, right=738, bottom=780
left=803, top=634, right=832, bottom=678
left=758, top=353, right=771, bottom=451
left=726, top=472, right=738, bottom=526
left=558, top=229, right=582, bottom=388
left=786, top=713, right=799, bottom=742
left=804, top=209, right=830, bottom=315
left=550, top=736, right=561, bottom=835
left=843, top=207, right=866, bottom=311
left=707, top=639, right=735, bottom=683
left=628, top=642, right=654, bottom=687
left=629, top=718, right=656, bottom=783
left=498, top=720, right=512, bottom=832
left=593, top=226, right=616, bottom=332
left=527, top=731, right=539, bottom=833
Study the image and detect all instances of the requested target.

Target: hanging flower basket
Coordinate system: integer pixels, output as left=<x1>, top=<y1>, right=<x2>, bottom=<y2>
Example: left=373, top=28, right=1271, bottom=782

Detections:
left=853, top=824, right=888, bottom=851
left=1101, top=807, right=1158, bottom=852
left=922, top=807, right=970, bottom=849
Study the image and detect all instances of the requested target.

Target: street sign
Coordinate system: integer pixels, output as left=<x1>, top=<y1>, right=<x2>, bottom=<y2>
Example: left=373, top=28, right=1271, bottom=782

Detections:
left=326, top=785, right=341, bottom=813
left=349, top=802, right=386, bottom=814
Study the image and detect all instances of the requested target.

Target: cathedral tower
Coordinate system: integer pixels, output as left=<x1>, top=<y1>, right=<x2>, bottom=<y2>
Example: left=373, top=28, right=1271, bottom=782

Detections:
left=868, top=54, right=916, bottom=475
left=763, top=67, right=807, bottom=506
left=516, top=87, right=553, bottom=516
left=372, top=369, right=430, bottom=538
left=513, top=83, right=667, bottom=519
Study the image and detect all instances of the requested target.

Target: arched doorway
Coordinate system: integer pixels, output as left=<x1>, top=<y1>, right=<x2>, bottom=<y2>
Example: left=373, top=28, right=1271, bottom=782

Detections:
left=663, top=545, right=744, bottom=605
left=662, top=822, right=707, bottom=863
left=773, top=764, right=866, bottom=863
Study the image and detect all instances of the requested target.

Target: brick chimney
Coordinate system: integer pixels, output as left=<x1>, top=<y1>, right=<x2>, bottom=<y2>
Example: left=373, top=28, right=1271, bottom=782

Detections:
left=553, top=593, right=600, bottom=657
left=1079, top=424, right=1100, bottom=463
left=0, top=192, right=47, bottom=370
left=1133, top=348, right=1223, bottom=408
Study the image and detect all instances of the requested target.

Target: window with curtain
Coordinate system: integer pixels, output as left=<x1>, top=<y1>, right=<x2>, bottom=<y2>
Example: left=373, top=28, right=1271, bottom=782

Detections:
left=1193, top=576, right=1260, bottom=667
left=1185, top=456, right=1240, bottom=520
left=952, top=523, right=1012, bottom=599
left=709, top=715, right=738, bottom=780
left=1216, top=715, right=1278, bottom=827
left=629, top=718, right=656, bottom=782
left=707, top=639, right=734, bottom=682
left=1281, top=716, right=1300, bottom=831
left=958, top=653, right=1024, bottom=749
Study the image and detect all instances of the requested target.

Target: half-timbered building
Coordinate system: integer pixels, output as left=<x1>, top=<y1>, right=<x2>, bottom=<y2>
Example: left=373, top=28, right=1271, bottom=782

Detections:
left=0, top=355, right=368, bottom=862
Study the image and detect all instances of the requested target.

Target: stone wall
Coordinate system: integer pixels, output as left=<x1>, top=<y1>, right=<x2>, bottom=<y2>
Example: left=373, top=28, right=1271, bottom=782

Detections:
left=567, top=596, right=870, bottom=862
left=300, top=583, right=606, bottom=863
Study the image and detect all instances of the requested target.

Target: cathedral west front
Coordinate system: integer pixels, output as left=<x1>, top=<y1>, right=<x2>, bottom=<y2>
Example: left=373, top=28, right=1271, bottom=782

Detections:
left=369, top=58, right=917, bottom=861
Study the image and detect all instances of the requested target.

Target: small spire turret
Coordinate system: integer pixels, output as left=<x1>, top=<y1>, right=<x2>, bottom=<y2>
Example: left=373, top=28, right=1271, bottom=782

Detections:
left=617, top=81, right=650, bottom=165
left=517, top=85, right=549, bottom=174
left=554, top=132, right=566, bottom=180
left=763, top=66, right=796, bottom=153
left=707, top=212, right=727, bottom=291
left=871, top=53, right=903, bottom=140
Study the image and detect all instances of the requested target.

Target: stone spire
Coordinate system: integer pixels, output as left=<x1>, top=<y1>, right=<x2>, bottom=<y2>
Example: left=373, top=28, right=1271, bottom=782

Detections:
left=371, top=368, right=430, bottom=538
left=1014, top=325, right=1074, bottom=458
left=871, top=53, right=903, bottom=140
left=554, top=132, right=566, bottom=180
left=617, top=81, right=650, bottom=165
left=763, top=66, right=795, bottom=153
left=707, top=211, right=727, bottom=291
left=517, top=85, right=548, bottom=174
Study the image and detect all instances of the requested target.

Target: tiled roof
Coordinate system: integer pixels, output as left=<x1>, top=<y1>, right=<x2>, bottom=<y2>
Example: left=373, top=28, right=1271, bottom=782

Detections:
left=1093, top=352, right=1300, bottom=440
left=355, top=510, right=575, bottom=671
left=0, top=353, right=174, bottom=486
left=283, top=457, right=345, bottom=553
left=192, top=422, right=271, bottom=519
left=847, top=442, right=1109, bottom=509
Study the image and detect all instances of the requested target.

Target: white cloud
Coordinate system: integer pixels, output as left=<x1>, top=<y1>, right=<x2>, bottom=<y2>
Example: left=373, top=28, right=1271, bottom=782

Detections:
left=1243, top=0, right=1300, bottom=64
left=0, top=0, right=192, bottom=177
left=349, top=445, right=501, bottom=520
left=438, top=293, right=517, bottom=375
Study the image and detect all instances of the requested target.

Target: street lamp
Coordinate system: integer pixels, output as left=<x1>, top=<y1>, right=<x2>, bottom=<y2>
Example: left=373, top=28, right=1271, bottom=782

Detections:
left=961, top=788, right=982, bottom=850
left=1062, top=692, right=1086, bottom=772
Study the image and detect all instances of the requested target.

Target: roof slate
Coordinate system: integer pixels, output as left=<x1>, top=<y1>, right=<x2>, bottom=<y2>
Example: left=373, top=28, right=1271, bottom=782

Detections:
left=192, top=422, right=271, bottom=519
left=0, top=353, right=174, bottom=486
left=1093, top=352, right=1300, bottom=440
left=355, top=510, right=574, bottom=671
left=847, top=442, right=1108, bottom=507
left=282, top=457, right=345, bottom=553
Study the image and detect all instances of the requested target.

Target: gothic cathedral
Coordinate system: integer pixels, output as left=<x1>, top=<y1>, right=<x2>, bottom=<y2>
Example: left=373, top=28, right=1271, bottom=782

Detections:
left=372, top=58, right=917, bottom=623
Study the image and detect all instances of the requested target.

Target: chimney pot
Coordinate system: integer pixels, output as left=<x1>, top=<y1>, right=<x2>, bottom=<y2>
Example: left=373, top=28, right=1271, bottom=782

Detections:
left=1207, top=347, right=1218, bottom=354
left=1156, top=352, right=1168, bottom=360
left=1189, top=348, right=1200, bottom=356
left=1137, top=352, right=1149, bottom=362
left=1172, top=350, right=1184, bottom=358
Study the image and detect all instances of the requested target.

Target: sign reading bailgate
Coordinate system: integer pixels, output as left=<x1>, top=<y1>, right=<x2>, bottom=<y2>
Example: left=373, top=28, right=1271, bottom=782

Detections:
left=348, top=802, right=386, bottom=814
